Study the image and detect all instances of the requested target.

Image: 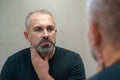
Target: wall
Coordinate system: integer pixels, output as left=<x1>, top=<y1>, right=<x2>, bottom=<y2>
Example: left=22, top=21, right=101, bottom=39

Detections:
left=0, top=0, right=97, bottom=78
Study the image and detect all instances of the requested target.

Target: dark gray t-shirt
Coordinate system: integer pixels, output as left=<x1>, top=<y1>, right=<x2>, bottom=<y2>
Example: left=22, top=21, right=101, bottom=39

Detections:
left=89, top=61, right=120, bottom=80
left=0, top=47, right=86, bottom=80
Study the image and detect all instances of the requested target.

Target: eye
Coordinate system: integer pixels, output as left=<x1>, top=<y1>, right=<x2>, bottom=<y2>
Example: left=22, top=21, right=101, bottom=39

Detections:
left=47, top=26, right=55, bottom=32
left=34, top=27, right=43, bottom=32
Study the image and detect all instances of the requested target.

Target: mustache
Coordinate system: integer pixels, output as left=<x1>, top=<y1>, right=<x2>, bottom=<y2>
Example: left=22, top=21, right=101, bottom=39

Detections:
left=34, top=37, right=56, bottom=50
left=39, top=37, right=53, bottom=44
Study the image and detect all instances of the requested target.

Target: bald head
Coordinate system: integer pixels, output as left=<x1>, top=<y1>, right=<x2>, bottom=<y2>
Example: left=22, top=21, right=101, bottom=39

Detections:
left=88, top=0, right=120, bottom=48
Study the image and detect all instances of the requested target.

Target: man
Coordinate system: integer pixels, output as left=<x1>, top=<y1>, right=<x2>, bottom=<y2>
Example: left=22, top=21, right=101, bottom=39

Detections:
left=88, top=0, right=120, bottom=80
left=0, top=9, right=86, bottom=80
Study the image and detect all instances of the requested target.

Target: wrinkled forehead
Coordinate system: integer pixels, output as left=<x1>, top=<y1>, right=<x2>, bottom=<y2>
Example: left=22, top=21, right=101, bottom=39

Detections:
left=29, top=13, right=55, bottom=26
left=27, top=13, right=55, bottom=30
left=25, top=12, right=56, bottom=31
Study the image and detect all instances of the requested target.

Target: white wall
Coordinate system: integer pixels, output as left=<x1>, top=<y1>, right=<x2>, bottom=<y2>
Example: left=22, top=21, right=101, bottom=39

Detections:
left=0, top=0, right=97, bottom=78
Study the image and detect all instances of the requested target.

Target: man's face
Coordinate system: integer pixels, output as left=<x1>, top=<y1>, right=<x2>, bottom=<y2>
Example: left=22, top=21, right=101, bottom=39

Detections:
left=25, top=13, right=57, bottom=54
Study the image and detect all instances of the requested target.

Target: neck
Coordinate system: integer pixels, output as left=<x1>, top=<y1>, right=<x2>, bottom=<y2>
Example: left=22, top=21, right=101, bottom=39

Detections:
left=105, top=53, right=120, bottom=67
left=103, top=47, right=120, bottom=67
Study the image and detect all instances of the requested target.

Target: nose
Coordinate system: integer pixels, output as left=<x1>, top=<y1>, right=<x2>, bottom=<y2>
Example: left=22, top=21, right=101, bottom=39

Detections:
left=43, top=29, right=49, bottom=37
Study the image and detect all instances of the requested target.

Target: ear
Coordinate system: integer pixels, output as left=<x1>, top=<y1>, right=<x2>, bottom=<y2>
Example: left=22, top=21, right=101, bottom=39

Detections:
left=55, top=29, right=57, bottom=33
left=88, top=22, right=101, bottom=46
left=24, top=31, right=30, bottom=42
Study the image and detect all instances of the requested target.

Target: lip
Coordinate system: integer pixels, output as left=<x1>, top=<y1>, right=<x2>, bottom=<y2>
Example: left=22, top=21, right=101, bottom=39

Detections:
left=41, top=41, right=51, bottom=44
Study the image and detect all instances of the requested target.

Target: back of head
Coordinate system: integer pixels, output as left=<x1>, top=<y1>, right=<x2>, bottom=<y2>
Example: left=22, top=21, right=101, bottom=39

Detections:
left=88, top=0, right=120, bottom=49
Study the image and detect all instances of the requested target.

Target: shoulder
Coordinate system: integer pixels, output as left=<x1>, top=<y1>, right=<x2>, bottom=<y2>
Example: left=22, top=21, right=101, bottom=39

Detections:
left=89, top=62, right=120, bottom=80
left=56, top=46, right=80, bottom=56
left=55, top=46, right=82, bottom=61
left=7, top=48, right=30, bottom=62
left=55, top=47, right=86, bottom=79
left=0, top=48, right=31, bottom=76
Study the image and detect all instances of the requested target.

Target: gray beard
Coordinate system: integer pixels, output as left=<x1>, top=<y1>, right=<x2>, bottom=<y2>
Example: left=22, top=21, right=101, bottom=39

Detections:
left=35, top=42, right=55, bottom=54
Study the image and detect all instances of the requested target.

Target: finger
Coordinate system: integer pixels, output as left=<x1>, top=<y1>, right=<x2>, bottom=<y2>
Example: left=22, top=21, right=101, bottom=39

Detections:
left=44, top=57, right=49, bottom=61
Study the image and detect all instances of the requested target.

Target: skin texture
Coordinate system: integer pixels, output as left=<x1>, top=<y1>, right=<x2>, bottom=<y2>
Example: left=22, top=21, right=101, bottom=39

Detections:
left=24, top=12, right=57, bottom=80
